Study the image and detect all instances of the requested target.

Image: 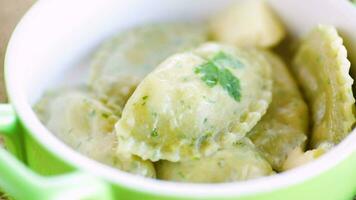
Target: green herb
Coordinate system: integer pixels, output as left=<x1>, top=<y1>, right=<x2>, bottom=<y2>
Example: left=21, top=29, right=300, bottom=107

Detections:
left=203, top=118, right=208, bottom=124
left=219, top=68, right=241, bottom=101
left=194, top=62, right=219, bottom=87
left=212, top=51, right=243, bottom=69
left=196, top=134, right=209, bottom=147
left=194, top=52, right=242, bottom=102
left=142, top=95, right=149, bottom=106
left=151, top=128, right=158, bottom=137
left=233, top=140, right=247, bottom=147
left=101, top=113, right=109, bottom=118
left=180, top=100, right=185, bottom=105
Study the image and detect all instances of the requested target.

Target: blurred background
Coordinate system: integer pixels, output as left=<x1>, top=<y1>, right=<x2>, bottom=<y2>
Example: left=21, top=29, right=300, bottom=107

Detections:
left=0, top=0, right=35, bottom=103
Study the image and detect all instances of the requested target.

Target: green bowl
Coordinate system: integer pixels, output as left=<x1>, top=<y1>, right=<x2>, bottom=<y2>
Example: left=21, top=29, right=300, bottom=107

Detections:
left=1, top=0, right=356, bottom=199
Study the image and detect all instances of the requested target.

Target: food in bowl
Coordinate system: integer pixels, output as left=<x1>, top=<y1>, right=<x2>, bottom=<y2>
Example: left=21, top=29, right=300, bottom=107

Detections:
left=34, top=0, right=356, bottom=183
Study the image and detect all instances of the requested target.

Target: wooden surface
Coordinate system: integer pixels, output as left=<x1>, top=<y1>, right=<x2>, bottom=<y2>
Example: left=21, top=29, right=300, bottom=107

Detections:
left=0, top=1, right=35, bottom=198
left=0, top=0, right=35, bottom=103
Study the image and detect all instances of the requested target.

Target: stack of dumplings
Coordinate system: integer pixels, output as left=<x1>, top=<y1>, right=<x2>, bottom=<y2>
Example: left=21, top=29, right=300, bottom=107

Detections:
left=34, top=0, right=356, bottom=183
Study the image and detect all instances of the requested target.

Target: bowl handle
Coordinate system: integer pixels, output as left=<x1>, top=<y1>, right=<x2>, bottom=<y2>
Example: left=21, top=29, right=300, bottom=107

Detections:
left=0, top=104, right=113, bottom=200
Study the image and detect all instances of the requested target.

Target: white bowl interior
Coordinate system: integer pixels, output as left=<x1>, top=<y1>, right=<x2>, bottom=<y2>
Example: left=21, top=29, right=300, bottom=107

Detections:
left=5, top=0, right=356, bottom=198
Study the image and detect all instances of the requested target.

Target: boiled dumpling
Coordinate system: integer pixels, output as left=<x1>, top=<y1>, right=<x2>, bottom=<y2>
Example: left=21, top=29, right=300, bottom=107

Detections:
left=89, top=23, right=208, bottom=115
left=34, top=89, right=156, bottom=178
left=156, top=138, right=274, bottom=183
left=248, top=51, right=308, bottom=171
left=115, top=43, right=272, bottom=162
left=282, top=146, right=328, bottom=171
left=292, top=25, right=356, bottom=148
left=210, top=0, right=285, bottom=48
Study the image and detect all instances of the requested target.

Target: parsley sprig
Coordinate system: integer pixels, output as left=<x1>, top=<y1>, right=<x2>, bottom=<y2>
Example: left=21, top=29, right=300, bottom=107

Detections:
left=194, top=51, right=242, bottom=102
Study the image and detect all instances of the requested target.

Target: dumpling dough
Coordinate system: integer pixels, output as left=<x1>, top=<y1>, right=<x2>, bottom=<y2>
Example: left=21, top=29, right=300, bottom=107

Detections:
left=292, top=25, right=356, bottom=148
left=210, top=0, right=285, bottom=48
left=248, top=51, right=308, bottom=171
left=34, top=89, right=156, bottom=178
left=282, top=146, right=327, bottom=171
left=89, top=23, right=208, bottom=115
left=115, top=43, right=272, bottom=162
left=156, top=138, right=274, bottom=183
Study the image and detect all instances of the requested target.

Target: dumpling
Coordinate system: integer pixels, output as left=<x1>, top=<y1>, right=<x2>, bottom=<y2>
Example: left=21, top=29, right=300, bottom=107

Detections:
left=210, top=0, right=285, bottom=48
left=89, top=23, right=208, bottom=115
left=115, top=43, right=272, bottom=162
left=34, top=89, right=156, bottom=178
left=248, top=51, right=308, bottom=171
left=282, top=146, right=328, bottom=171
left=292, top=25, right=356, bottom=148
left=156, top=138, right=274, bottom=183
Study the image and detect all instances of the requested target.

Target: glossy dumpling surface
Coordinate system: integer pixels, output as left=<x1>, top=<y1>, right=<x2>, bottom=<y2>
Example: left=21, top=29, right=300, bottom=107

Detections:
left=292, top=25, right=356, bottom=148
left=115, top=43, right=272, bottom=162
left=34, top=89, right=156, bottom=178
left=248, top=51, right=308, bottom=171
left=156, top=138, right=274, bottom=183
left=89, top=23, right=208, bottom=115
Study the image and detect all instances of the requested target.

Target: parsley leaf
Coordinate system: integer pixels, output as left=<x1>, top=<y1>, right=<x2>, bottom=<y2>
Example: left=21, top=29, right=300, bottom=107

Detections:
left=194, top=62, right=219, bottom=87
left=194, top=52, right=242, bottom=102
left=219, top=68, right=241, bottom=101
left=212, top=51, right=244, bottom=69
